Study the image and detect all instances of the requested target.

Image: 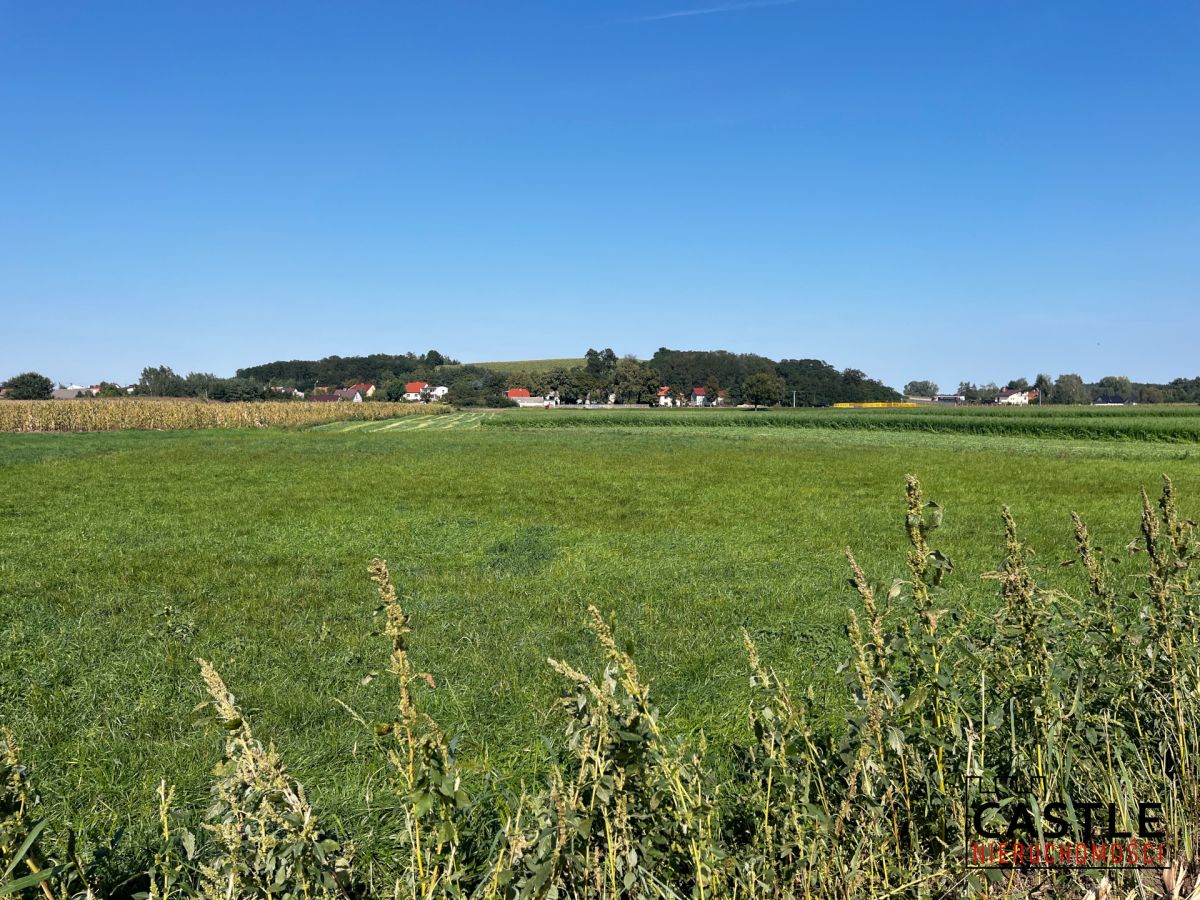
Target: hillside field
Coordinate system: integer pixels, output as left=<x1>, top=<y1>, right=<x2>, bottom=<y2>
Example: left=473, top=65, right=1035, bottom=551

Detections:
left=4, top=406, right=1200, bottom=874
left=439, top=357, right=585, bottom=374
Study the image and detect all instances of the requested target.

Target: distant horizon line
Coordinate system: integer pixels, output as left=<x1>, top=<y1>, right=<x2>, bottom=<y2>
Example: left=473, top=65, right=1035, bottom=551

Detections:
left=10, top=346, right=1200, bottom=398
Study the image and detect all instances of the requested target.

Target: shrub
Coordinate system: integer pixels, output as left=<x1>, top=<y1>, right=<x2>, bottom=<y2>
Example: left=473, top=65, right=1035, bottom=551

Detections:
left=2, top=373, right=53, bottom=401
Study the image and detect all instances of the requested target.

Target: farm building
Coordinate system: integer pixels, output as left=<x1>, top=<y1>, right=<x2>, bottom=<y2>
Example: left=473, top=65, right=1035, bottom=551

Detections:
left=997, top=388, right=1040, bottom=406
left=404, top=381, right=429, bottom=402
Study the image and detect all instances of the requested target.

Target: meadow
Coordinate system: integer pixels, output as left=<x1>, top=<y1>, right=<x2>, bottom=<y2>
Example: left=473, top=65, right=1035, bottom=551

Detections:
left=4, top=407, right=1200, bottom=895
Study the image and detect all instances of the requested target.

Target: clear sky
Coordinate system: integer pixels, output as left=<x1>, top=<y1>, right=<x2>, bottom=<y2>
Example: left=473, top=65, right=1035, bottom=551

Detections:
left=2, top=1, right=1197, bottom=390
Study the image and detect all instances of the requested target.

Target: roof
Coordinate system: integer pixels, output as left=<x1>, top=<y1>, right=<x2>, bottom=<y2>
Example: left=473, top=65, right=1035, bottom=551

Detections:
left=507, top=388, right=531, bottom=398
left=309, top=394, right=341, bottom=402
left=657, top=386, right=671, bottom=396
left=350, top=382, right=375, bottom=392
left=333, top=388, right=360, bottom=400
left=405, top=381, right=429, bottom=393
left=691, top=387, right=706, bottom=396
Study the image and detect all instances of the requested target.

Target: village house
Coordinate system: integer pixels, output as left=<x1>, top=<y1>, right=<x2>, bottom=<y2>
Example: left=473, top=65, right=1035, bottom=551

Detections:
left=51, top=384, right=89, bottom=399
left=349, top=382, right=376, bottom=398
left=689, top=387, right=726, bottom=407
left=506, top=387, right=548, bottom=408
left=403, top=381, right=429, bottom=402
left=657, top=387, right=682, bottom=407
left=997, top=388, right=1039, bottom=406
left=427, top=385, right=449, bottom=401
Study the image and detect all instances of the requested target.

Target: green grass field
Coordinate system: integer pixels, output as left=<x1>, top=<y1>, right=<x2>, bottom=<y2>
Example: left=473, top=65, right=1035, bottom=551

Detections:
left=4, top=407, right=1200, bottom=873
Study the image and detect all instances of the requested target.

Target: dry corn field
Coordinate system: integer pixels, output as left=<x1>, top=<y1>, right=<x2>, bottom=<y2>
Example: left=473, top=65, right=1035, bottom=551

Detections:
left=0, top=398, right=448, bottom=432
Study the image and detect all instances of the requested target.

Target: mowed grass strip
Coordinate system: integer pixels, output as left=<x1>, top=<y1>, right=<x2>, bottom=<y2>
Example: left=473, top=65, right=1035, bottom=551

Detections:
left=2, top=424, right=1198, bottom=861
left=311, top=412, right=490, bottom=432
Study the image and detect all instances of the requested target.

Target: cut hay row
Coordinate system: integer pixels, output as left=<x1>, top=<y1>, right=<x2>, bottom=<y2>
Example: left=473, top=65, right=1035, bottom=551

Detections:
left=0, top=399, right=448, bottom=433
left=310, top=411, right=489, bottom=432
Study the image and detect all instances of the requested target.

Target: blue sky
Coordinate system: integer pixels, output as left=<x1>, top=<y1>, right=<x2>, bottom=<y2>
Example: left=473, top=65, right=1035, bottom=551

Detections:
left=1, top=1, right=1197, bottom=390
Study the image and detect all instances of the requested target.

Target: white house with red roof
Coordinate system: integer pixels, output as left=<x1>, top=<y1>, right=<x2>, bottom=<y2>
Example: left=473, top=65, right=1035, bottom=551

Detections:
left=506, top=387, right=550, bottom=407
left=689, top=387, right=727, bottom=407
left=997, top=387, right=1040, bottom=406
left=404, top=381, right=429, bottom=402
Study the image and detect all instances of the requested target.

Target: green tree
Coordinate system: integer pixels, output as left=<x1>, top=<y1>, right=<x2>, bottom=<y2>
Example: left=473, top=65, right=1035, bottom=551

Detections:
left=1033, top=373, right=1053, bottom=404
left=535, top=367, right=592, bottom=404
left=209, top=378, right=267, bottom=402
left=1137, top=384, right=1166, bottom=404
left=1052, top=373, right=1089, bottom=405
left=1096, top=375, right=1133, bottom=400
left=743, top=372, right=784, bottom=410
left=138, top=365, right=188, bottom=396
left=903, top=380, right=938, bottom=398
left=612, top=357, right=659, bottom=404
left=703, top=377, right=722, bottom=407
left=1006, top=377, right=1031, bottom=391
left=97, top=382, right=126, bottom=398
left=584, top=348, right=618, bottom=379
left=3, top=372, right=53, bottom=400
left=184, top=372, right=221, bottom=399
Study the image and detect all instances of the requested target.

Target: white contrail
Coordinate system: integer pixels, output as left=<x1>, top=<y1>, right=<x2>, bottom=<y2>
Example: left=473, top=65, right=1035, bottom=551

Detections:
left=619, top=0, right=801, bottom=24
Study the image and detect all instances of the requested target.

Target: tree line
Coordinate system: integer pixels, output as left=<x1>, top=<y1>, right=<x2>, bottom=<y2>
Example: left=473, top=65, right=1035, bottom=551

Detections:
left=445, top=348, right=902, bottom=407
left=2, top=348, right=897, bottom=407
left=11, top=350, right=1200, bottom=407
left=903, top=373, right=1200, bottom=404
left=234, top=351, right=453, bottom=389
